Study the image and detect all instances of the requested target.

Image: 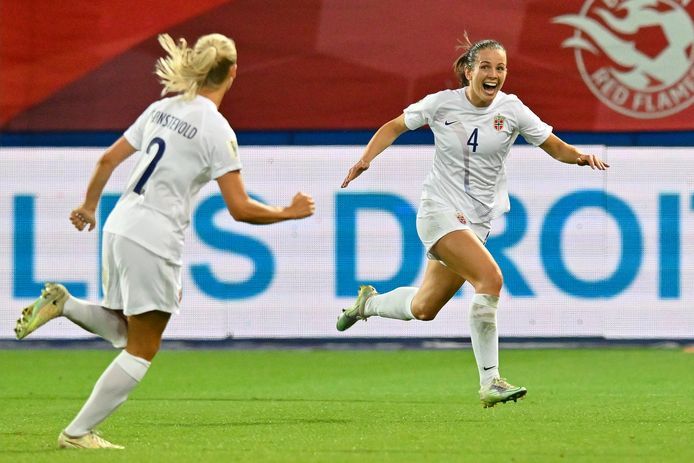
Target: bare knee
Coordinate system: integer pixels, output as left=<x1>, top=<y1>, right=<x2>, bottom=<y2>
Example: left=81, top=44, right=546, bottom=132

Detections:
left=476, top=268, right=504, bottom=296
left=125, top=311, right=170, bottom=361
left=410, top=299, right=441, bottom=321
left=125, top=336, right=161, bottom=362
left=126, top=338, right=162, bottom=361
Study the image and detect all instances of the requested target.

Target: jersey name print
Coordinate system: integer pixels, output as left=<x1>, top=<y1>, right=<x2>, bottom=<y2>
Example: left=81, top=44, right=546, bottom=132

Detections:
left=149, top=109, right=199, bottom=139
left=403, top=88, right=552, bottom=223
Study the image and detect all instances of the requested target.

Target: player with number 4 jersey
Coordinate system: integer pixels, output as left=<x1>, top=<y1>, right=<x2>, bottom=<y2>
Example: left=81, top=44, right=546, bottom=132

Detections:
left=407, top=88, right=551, bottom=224
left=15, top=32, right=314, bottom=449
left=338, top=33, right=608, bottom=408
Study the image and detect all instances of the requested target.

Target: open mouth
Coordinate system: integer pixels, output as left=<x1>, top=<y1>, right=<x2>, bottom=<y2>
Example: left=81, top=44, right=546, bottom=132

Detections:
left=482, top=82, right=498, bottom=93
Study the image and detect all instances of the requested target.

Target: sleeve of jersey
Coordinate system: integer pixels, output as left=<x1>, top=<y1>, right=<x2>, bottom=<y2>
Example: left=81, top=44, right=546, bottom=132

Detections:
left=209, top=126, right=243, bottom=180
left=516, top=102, right=553, bottom=146
left=403, top=93, right=437, bottom=130
left=123, top=102, right=156, bottom=150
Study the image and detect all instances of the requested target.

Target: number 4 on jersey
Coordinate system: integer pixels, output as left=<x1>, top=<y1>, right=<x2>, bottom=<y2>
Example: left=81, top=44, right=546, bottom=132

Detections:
left=467, top=128, right=479, bottom=153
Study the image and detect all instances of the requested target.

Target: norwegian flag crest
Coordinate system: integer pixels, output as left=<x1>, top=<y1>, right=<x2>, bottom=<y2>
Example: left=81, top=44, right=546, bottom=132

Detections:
left=493, top=114, right=505, bottom=131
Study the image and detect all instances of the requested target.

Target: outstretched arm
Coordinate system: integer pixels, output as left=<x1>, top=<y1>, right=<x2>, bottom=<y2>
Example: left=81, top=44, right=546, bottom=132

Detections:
left=217, top=170, right=314, bottom=224
left=539, top=133, right=609, bottom=170
left=341, top=114, right=409, bottom=188
left=71, top=137, right=137, bottom=232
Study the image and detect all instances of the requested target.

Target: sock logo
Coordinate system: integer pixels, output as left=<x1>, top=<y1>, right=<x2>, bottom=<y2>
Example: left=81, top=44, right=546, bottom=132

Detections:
left=483, top=365, right=496, bottom=371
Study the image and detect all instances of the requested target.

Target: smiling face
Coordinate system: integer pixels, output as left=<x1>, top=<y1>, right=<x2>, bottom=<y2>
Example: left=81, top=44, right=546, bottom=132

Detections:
left=464, top=48, right=507, bottom=107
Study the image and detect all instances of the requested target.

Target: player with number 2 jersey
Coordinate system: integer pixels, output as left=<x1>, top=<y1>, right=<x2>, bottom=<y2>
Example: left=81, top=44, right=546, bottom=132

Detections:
left=14, top=32, right=314, bottom=449
left=104, top=95, right=241, bottom=265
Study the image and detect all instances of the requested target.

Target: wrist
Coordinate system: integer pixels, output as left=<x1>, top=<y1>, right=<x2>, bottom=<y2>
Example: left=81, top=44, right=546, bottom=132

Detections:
left=80, top=203, right=98, bottom=213
left=280, top=206, right=295, bottom=220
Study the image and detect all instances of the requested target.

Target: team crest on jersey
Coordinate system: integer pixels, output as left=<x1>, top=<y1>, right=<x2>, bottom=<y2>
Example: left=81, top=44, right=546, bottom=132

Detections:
left=553, top=0, right=694, bottom=119
left=493, top=114, right=505, bottom=131
left=456, top=212, right=467, bottom=224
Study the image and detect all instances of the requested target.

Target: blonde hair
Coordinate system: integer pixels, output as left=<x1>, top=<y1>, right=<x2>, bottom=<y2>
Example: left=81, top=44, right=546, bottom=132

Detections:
left=155, top=33, right=237, bottom=99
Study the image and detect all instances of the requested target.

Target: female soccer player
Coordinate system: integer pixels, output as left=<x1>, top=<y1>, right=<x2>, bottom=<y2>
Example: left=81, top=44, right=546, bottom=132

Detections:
left=15, top=33, right=314, bottom=449
left=338, top=35, right=608, bottom=407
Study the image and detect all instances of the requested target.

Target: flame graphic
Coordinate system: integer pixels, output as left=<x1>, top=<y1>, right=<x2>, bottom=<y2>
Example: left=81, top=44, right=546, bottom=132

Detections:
left=553, top=0, right=694, bottom=90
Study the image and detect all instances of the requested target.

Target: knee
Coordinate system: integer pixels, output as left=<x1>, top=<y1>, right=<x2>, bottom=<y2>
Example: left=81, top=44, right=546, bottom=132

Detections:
left=491, top=270, right=504, bottom=293
left=479, top=268, right=503, bottom=295
left=410, top=300, right=439, bottom=321
left=112, top=334, right=128, bottom=349
left=126, top=339, right=162, bottom=361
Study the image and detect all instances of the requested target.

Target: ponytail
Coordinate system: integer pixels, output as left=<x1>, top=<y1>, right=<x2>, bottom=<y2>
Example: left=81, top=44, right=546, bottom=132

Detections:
left=155, top=33, right=237, bottom=99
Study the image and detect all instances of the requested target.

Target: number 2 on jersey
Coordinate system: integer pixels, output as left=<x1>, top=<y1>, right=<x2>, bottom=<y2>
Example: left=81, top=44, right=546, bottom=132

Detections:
left=466, top=128, right=479, bottom=152
left=133, top=137, right=166, bottom=194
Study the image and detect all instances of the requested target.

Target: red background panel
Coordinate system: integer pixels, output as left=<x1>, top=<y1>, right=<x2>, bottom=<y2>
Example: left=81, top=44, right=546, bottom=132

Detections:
left=2, top=0, right=693, bottom=131
left=0, top=0, right=229, bottom=126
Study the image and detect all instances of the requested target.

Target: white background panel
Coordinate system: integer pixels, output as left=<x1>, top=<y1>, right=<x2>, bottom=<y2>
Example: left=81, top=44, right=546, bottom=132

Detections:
left=1, top=146, right=692, bottom=340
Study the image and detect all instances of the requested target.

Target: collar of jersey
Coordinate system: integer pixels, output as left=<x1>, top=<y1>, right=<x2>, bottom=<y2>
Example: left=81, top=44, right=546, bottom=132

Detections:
left=460, top=87, right=500, bottom=112
left=194, top=94, right=219, bottom=111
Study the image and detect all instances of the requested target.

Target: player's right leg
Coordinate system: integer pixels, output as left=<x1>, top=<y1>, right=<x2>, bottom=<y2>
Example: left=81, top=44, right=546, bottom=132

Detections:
left=408, top=259, right=465, bottom=320
left=58, top=430, right=124, bottom=449
left=336, top=284, right=378, bottom=331
left=336, top=260, right=464, bottom=331
left=60, top=234, right=178, bottom=449
left=61, top=310, right=170, bottom=449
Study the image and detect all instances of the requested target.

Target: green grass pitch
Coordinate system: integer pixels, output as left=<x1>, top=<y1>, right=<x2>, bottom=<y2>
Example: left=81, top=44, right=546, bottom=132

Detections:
left=1, top=348, right=693, bottom=462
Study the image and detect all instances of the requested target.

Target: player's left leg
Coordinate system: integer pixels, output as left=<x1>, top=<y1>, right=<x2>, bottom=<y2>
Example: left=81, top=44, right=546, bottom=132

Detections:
left=431, top=230, right=526, bottom=407
left=478, top=377, right=527, bottom=408
left=14, top=282, right=128, bottom=348
left=15, top=282, right=69, bottom=340
left=60, top=310, right=170, bottom=449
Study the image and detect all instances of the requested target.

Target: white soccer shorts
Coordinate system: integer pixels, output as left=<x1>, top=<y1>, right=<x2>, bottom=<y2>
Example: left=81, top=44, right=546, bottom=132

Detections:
left=416, top=198, right=491, bottom=261
left=101, top=232, right=182, bottom=316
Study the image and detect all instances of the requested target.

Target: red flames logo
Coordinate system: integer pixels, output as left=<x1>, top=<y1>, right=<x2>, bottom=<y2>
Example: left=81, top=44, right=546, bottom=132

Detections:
left=554, top=0, right=694, bottom=119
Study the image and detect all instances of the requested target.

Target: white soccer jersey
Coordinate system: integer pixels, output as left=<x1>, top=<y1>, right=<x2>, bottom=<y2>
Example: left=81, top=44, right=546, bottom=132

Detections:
left=404, top=88, right=552, bottom=223
left=104, top=95, right=242, bottom=264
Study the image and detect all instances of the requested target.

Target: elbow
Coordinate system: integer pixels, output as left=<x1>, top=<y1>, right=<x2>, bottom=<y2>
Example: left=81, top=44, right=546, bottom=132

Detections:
left=227, top=197, right=252, bottom=222
left=229, top=207, right=260, bottom=224
left=229, top=208, right=249, bottom=222
left=96, top=155, right=118, bottom=172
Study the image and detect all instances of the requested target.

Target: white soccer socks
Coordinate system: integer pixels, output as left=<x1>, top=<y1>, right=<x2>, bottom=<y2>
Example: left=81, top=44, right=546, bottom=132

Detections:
left=64, top=350, right=150, bottom=437
left=469, top=294, right=500, bottom=387
left=363, top=287, right=417, bottom=320
left=63, top=296, right=128, bottom=348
